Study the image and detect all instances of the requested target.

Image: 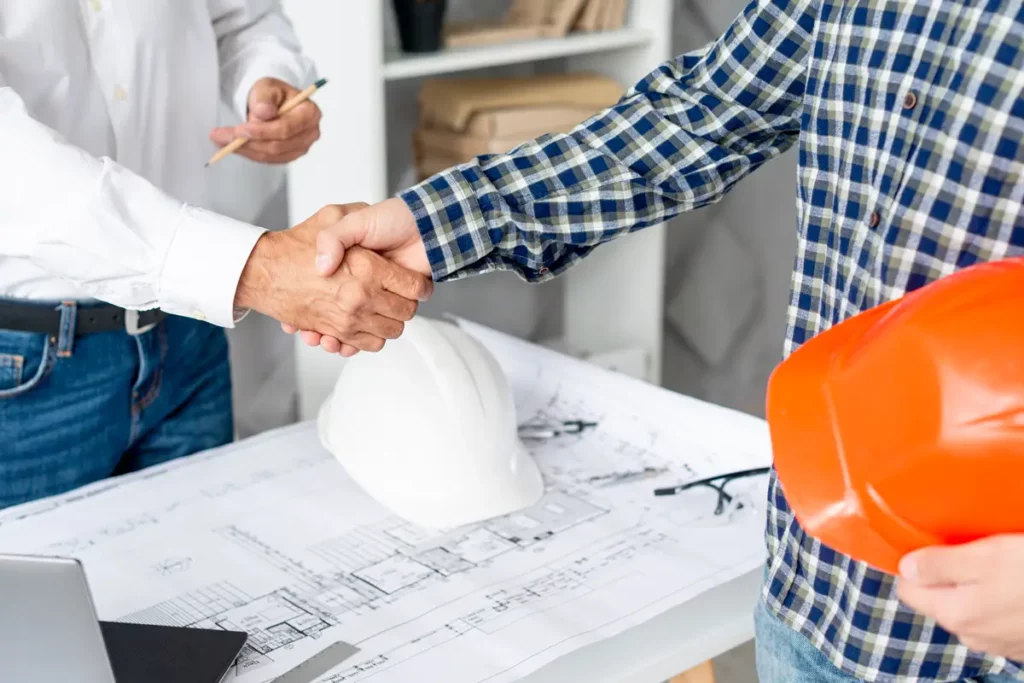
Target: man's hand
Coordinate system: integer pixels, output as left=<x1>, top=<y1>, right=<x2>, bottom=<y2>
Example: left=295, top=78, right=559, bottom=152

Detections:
left=210, top=77, right=321, bottom=164
left=235, top=204, right=432, bottom=356
left=897, top=535, right=1024, bottom=659
left=281, top=198, right=430, bottom=353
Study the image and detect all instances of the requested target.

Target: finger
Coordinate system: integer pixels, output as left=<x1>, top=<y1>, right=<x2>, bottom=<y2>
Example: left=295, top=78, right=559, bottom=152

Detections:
left=210, top=127, right=237, bottom=146
left=373, top=290, right=419, bottom=322
left=379, top=262, right=434, bottom=302
left=300, top=330, right=322, bottom=347
left=345, top=333, right=386, bottom=353
left=899, top=538, right=1008, bottom=587
left=897, top=581, right=968, bottom=627
left=247, top=80, right=289, bottom=122
left=281, top=323, right=297, bottom=334
left=316, top=214, right=369, bottom=276
left=319, top=336, right=343, bottom=354
left=339, top=344, right=360, bottom=358
left=361, top=315, right=404, bottom=341
left=237, top=102, right=320, bottom=141
left=235, top=127, right=321, bottom=164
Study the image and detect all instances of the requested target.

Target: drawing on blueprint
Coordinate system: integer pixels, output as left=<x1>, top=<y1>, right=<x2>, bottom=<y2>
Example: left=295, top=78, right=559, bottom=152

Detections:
left=0, top=319, right=772, bottom=683
left=119, top=489, right=613, bottom=678
left=151, top=557, right=193, bottom=576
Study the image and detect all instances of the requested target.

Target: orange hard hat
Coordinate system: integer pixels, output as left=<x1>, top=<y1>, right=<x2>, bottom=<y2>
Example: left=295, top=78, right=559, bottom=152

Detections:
left=767, top=256, right=1024, bottom=575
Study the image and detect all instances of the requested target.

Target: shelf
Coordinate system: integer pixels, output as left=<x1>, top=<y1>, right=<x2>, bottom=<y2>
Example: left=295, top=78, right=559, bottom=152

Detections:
left=383, top=28, right=653, bottom=81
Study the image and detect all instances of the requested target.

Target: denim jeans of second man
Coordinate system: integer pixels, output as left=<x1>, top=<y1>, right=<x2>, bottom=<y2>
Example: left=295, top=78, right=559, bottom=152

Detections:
left=755, top=597, right=1019, bottom=683
left=0, top=301, right=233, bottom=508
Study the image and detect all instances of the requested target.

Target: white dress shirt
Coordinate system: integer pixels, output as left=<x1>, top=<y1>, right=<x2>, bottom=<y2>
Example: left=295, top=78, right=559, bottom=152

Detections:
left=0, top=0, right=314, bottom=327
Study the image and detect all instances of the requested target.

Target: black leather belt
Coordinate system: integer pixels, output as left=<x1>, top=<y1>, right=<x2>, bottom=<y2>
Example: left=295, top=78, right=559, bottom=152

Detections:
left=0, top=301, right=167, bottom=337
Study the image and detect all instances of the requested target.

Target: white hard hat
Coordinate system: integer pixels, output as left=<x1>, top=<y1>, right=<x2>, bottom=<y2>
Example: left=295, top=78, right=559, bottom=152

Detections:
left=318, top=316, right=544, bottom=529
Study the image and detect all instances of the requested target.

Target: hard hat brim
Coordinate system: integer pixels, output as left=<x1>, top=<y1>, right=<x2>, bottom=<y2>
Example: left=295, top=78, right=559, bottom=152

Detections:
left=767, top=302, right=906, bottom=575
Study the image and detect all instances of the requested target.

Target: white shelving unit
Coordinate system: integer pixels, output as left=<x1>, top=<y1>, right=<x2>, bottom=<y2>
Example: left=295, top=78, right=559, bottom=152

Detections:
left=282, top=1, right=674, bottom=421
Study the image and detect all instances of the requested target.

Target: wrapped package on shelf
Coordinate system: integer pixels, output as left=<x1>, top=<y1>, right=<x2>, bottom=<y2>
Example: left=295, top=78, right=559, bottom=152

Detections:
left=444, top=0, right=588, bottom=48
left=418, top=73, right=623, bottom=132
left=414, top=111, right=592, bottom=159
left=412, top=73, right=623, bottom=181
left=463, top=105, right=605, bottom=138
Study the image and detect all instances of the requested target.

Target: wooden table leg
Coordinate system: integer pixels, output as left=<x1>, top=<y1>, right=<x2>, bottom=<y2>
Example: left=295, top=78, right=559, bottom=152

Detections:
left=669, top=659, right=715, bottom=683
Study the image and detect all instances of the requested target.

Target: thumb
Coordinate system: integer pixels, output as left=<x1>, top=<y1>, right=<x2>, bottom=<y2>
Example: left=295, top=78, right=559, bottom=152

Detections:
left=899, top=538, right=1003, bottom=586
left=247, top=80, right=285, bottom=122
left=316, top=212, right=370, bottom=276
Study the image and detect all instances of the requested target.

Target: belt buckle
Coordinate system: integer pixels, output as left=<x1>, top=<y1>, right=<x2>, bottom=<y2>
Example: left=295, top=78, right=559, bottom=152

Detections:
left=125, top=310, right=157, bottom=336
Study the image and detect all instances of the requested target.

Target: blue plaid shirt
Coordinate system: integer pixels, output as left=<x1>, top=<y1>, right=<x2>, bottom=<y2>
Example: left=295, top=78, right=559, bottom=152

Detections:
left=400, top=1, right=1024, bottom=680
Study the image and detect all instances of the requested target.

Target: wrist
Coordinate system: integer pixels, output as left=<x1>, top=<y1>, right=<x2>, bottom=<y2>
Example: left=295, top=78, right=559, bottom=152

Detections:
left=234, top=231, right=278, bottom=312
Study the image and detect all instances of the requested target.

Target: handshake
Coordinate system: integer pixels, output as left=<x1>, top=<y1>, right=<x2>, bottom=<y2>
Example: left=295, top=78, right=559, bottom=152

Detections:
left=234, top=198, right=429, bottom=356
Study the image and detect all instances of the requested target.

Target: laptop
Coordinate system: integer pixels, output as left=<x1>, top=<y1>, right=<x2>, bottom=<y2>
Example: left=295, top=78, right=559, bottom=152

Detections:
left=0, top=553, right=248, bottom=683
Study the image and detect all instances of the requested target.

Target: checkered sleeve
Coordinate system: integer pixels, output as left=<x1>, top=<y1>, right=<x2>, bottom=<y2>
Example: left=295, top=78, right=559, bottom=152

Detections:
left=399, top=0, right=819, bottom=283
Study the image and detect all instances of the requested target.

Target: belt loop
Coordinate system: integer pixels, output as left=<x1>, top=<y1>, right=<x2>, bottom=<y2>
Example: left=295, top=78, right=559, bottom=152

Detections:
left=57, top=301, right=77, bottom=358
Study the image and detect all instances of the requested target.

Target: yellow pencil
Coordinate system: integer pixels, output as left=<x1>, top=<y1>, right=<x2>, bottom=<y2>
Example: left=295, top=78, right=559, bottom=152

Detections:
left=205, top=77, right=328, bottom=167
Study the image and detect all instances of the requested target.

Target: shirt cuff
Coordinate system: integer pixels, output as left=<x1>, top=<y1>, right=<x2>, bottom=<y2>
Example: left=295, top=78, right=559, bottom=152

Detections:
left=399, top=165, right=501, bottom=282
left=159, top=206, right=266, bottom=328
left=232, top=58, right=316, bottom=122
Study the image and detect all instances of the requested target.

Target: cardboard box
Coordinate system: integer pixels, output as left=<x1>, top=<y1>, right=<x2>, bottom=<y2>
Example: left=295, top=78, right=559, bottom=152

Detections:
left=414, top=121, right=580, bottom=160
left=601, top=0, right=624, bottom=29
left=461, top=105, right=602, bottom=138
left=416, top=155, right=464, bottom=180
left=444, top=0, right=589, bottom=48
left=419, top=74, right=623, bottom=132
left=575, top=0, right=606, bottom=31
left=540, top=0, right=589, bottom=36
left=443, top=23, right=543, bottom=49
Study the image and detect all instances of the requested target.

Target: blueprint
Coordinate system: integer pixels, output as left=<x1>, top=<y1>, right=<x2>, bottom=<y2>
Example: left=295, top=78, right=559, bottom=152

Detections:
left=0, top=319, right=772, bottom=683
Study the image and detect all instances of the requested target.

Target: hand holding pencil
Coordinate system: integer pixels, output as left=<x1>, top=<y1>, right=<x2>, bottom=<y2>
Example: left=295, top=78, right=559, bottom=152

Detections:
left=207, top=77, right=327, bottom=167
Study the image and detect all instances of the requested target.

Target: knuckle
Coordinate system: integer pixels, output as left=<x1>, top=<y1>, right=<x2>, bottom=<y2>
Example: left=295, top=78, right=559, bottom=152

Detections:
left=346, top=285, right=370, bottom=308
left=350, top=254, right=375, bottom=279
left=317, top=205, right=345, bottom=223
left=336, top=319, right=357, bottom=338
left=399, top=300, right=418, bottom=321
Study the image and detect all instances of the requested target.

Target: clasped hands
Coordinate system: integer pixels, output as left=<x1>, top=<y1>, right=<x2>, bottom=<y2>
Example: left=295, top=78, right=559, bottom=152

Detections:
left=235, top=198, right=428, bottom=356
left=220, top=78, right=428, bottom=354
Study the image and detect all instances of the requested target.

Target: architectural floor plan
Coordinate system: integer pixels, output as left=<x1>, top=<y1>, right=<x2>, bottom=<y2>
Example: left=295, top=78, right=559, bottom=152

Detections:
left=0, top=320, right=772, bottom=683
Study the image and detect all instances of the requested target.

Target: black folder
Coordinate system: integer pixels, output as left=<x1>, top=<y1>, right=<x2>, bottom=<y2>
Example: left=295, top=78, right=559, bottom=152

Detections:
left=100, top=621, right=248, bottom=683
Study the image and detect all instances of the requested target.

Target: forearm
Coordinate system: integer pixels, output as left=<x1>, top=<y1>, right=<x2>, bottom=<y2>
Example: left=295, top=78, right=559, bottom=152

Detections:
left=401, top=0, right=817, bottom=283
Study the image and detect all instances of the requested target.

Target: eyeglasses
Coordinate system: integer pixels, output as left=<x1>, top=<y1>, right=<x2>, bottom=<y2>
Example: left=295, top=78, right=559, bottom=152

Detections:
left=654, top=467, right=771, bottom=515
left=518, top=420, right=598, bottom=440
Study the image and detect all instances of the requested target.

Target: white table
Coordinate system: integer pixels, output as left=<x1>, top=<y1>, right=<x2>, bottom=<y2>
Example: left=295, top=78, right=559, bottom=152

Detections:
left=0, top=318, right=771, bottom=683
left=523, top=570, right=760, bottom=683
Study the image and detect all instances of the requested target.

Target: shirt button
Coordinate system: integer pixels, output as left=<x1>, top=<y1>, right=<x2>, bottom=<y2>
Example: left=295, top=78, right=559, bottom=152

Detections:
left=903, top=91, right=918, bottom=110
left=192, top=311, right=207, bottom=322
left=113, top=85, right=128, bottom=101
left=538, top=267, right=549, bottom=275
left=89, top=0, right=101, bottom=11
left=868, top=210, right=881, bottom=228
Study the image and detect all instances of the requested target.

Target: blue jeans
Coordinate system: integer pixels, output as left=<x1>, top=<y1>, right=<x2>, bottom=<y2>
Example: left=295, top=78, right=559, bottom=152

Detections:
left=755, top=598, right=1017, bottom=683
left=0, top=302, right=233, bottom=508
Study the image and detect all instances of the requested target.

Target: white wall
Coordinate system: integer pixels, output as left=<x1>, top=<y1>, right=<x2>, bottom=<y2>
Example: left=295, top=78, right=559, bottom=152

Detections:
left=660, top=0, right=797, bottom=417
